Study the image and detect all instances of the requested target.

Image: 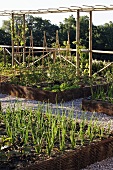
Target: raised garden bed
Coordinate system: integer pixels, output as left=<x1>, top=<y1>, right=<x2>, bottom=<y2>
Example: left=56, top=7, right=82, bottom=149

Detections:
left=22, top=137, right=113, bottom=170
left=82, top=98, right=113, bottom=116
left=0, top=107, right=113, bottom=170
left=0, top=82, right=108, bottom=103
left=1, top=135, right=113, bottom=170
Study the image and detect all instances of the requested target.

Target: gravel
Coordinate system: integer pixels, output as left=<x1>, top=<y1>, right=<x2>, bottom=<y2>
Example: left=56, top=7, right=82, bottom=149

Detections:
left=82, top=157, right=113, bottom=170
left=0, top=93, right=113, bottom=169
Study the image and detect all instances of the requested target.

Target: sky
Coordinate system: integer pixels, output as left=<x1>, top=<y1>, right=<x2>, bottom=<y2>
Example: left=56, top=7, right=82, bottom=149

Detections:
left=0, top=0, right=113, bottom=26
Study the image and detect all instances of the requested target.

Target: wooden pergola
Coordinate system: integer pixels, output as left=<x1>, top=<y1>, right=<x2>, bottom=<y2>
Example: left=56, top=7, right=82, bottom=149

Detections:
left=1, top=5, right=113, bottom=76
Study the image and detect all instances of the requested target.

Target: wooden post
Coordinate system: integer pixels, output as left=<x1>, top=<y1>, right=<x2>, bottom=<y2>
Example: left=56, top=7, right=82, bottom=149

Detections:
left=56, top=30, right=61, bottom=62
left=42, top=31, right=47, bottom=66
left=0, top=102, right=1, bottom=111
left=31, top=31, right=34, bottom=64
left=28, top=34, right=31, bottom=67
left=67, top=31, right=70, bottom=45
left=11, top=13, right=14, bottom=67
left=53, top=51, right=56, bottom=63
left=23, top=14, right=26, bottom=63
left=89, top=11, right=92, bottom=77
left=17, top=30, right=20, bottom=63
left=3, top=48, right=6, bottom=66
left=66, top=31, right=70, bottom=59
left=56, top=30, right=60, bottom=54
left=76, top=10, right=80, bottom=76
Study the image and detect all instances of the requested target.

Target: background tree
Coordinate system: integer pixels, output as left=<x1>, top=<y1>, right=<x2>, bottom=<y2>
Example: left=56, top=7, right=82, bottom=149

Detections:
left=79, top=15, right=89, bottom=48
left=0, top=29, right=11, bottom=45
left=26, top=15, right=59, bottom=47
left=59, top=15, right=76, bottom=48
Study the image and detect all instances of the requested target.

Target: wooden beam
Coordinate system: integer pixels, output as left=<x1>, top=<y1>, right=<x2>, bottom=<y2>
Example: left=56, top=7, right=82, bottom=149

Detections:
left=89, top=11, right=92, bottom=77
left=29, top=52, right=52, bottom=66
left=53, top=51, right=56, bottom=63
left=61, top=55, right=76, bottom=67
left=23, top=14, right=26, bottom=63
left=76, top=10, right=80, bottom=76
left=31, top=31, right=34, bottom=64
left=4, top=48, right=12, bottom=56
left=0, top=45, right=89, bottom=52
left=11, top=13, right=14, bottom=67
left=92, top=50, right=113, bottom=54
left=3, top=47, right=6, bottom=66
left=93, top=62, right=113, bottom=75
left=42, top=31, right=47, bottom=65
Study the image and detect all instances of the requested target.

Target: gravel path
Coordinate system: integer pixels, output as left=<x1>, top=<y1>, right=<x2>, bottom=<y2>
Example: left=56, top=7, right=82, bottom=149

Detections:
left=82, top=157, right=113, bottom=170
left=0, top=93, right=113, bottom=169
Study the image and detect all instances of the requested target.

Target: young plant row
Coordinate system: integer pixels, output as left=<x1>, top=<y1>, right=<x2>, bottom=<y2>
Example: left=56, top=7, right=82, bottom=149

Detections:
left=91, top=84, right=113, bottom=103
left=0, top=103, right=111, bottom=158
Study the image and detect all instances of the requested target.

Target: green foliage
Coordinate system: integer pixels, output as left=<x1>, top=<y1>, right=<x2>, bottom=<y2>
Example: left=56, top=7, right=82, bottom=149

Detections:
left=92, top=60, right=105, bottom=74
left=0, top=103, right=111, bottom=157
left=91, top=84, right=113, bottom=103
left=1, top=56, right=113, bottom=92
left=51, top=85, right=60, bottom=92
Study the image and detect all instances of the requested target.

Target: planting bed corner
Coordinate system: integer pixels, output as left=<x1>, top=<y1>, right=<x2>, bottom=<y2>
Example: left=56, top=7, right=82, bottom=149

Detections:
left=0, top=82, right=108, bottom=103
left=16, top=137, right=113, bottom=170
left=82, top=98, right=113, bottom=116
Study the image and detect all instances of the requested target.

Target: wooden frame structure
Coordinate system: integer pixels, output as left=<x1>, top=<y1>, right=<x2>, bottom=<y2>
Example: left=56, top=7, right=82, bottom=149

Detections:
left=1, top=5, right=113, bottom=76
